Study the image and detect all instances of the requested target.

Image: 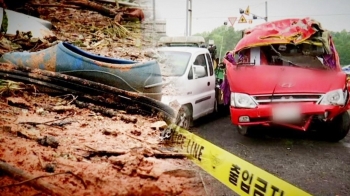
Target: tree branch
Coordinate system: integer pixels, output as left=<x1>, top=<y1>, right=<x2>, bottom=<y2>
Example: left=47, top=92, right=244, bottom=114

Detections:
left=0, top=161, right=70, bottom=196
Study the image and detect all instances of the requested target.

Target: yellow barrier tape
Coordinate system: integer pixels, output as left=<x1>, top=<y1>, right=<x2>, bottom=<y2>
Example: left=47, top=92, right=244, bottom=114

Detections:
left=169, top=125, right=312, bottom=196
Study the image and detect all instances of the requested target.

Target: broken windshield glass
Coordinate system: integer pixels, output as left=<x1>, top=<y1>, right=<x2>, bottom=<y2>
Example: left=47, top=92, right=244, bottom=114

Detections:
left=233, top=18, right=340, bottom=70
left=236, top=43, right=330, bottom=70
left=278, top=55, right=327, bottom=69
left=269, top=44, right=328, bottom=69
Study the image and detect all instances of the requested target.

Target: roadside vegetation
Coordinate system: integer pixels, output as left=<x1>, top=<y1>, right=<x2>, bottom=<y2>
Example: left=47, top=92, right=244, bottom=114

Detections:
left=196, top=25, right=350, bottom=65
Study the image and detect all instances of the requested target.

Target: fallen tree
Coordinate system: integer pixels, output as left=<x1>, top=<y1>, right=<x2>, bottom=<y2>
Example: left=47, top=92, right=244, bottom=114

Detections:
left=0, top=64, right=175, bottom=123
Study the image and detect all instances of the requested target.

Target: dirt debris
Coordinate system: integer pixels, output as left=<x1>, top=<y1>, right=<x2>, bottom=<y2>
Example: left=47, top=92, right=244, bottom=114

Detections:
left=0, top=0, right=208, bottom=195
left=0, top=92, right=206, bottom=195
left=0, top=0, right=154, bottom=62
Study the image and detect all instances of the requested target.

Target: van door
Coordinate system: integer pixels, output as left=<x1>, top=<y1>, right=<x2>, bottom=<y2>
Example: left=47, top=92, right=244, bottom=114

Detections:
left=205, top=52, right=216, bottom=109
left=189, top=53, right=216, bottom=119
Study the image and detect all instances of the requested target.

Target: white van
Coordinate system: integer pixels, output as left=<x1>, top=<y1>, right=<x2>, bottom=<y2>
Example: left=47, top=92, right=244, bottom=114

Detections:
left=157, top=46, right=218, bottom=129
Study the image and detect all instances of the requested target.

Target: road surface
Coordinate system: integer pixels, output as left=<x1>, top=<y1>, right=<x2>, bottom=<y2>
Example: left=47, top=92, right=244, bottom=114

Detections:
left=190, top=112, right=350, bottom=196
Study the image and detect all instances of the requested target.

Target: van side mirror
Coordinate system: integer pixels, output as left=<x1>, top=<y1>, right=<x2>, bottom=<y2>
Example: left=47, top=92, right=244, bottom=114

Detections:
left=193, top=65, right=206, bottom=79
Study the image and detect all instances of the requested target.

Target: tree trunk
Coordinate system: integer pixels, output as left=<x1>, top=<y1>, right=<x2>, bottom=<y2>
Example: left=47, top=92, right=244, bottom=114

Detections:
left=64, top=0, right=117, bottom=16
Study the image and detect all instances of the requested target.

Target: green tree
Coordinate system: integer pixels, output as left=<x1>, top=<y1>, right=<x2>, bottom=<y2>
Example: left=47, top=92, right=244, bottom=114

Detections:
left=331, top=29, right=350, bottom=66
left=196, top=26, right=350, bottom=66
left=194, top=25, right=242, bottom=61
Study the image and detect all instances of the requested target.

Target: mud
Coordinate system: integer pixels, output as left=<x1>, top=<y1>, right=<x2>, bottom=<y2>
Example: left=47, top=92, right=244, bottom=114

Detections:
left=92, top=60, right=134, bottom=72
left=0, top=91, right=206, bottom=196
left=0, top=1, right=212, bottom=195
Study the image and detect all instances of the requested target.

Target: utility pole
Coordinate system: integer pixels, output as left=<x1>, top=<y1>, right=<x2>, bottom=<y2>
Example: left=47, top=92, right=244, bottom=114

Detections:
left=185, top=0, right=192, bottom=36
left=185, top=0, right=188, bottom=36
left=152, top=0, right=156, bottom=41
left=189, top=0, right=192, bottom=35
left=265, top=1, right=268, bottom=22
left=219, top=23, right=228, bottom=62
left=219, top=36, right=224, bottom=62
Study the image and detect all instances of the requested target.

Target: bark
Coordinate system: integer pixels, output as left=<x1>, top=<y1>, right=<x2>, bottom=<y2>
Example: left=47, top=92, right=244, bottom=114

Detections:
left=30, top=3, right=81, bottom=9
left=74, top=100, right=119, bottom=117
left=83, top=145, right=186, bottom=159
left=121, top=7, right=145, bottom=21
left=64, top=0, right=117, bottom=16
left=0, top=66, right=176, bottom=123
left=84, top=149, right=127, bottom=158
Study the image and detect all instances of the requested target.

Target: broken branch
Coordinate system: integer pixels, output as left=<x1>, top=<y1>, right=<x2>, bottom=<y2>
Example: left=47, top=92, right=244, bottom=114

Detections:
left=0, top=160, right=70, bottom=196
left=124, top=132, right=158, bottom=145
left=0, top=170, right=87, bottom=189
left=31, top=3, right=81, bottom=9
left=74, top=100, right=118, bottom=117
left=18, top=115, right=70, bottom=126
left=83, top=145, right=126, bottom=158
left=0, top=66, right=176, bottom=123
left=82, top=145, right=186, bottom=159
left=153, top=152, right=187, bottom=159
left=64, top=0, right=118, bottom=16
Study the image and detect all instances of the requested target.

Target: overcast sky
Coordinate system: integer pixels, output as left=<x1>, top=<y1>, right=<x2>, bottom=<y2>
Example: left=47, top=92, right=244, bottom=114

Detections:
left=154, top=0, right=350, bottom=36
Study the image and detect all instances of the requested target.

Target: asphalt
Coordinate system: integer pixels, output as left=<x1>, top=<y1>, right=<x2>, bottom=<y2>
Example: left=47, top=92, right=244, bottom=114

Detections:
left=190, top=112, right=350, bottom=196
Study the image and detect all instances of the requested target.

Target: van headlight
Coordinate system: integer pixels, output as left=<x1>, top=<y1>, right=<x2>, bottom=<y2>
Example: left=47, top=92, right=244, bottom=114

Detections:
left=317, top=89, right=346, bottom=106
left=231, top=93, right=258, bottom=108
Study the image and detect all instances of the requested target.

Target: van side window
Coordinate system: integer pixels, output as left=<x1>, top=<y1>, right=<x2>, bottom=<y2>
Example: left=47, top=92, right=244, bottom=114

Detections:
left=206, top=53, right=214, bottom=76
left=193, top=54, right=208, bottom=78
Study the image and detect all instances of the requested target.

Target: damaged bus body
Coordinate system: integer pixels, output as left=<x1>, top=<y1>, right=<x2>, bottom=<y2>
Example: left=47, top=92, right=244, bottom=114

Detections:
left=224, top=18, right=350, bottom=142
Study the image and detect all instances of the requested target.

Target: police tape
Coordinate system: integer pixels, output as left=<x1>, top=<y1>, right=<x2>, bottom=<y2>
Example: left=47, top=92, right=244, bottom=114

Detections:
left=168, top=125, right=312, bottom=196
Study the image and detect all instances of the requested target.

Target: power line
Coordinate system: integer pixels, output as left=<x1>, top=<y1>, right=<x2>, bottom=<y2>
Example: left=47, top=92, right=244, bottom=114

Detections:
left=269, top=13, right=350, bottom=17
left=163, top=13, right=350, bottom=20
left=194, top=2, right=266, bottom=15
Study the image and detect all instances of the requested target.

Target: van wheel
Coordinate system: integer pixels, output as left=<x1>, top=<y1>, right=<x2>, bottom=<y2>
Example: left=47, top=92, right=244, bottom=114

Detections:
left=213, top=89, right=224, bottom=115
left=325, top=112, right=350, bottom=142
left=176, top=105, right=192, bottom=130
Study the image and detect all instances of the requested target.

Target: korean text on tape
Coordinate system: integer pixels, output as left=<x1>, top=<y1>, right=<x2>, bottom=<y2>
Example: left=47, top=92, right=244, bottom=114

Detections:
left=168, top=125, right=312, bottom=196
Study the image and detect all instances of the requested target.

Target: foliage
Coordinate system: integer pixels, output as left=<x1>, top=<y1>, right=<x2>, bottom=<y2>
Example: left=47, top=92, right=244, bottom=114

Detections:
left=0, top=9, right=8, bottom=34
left=194, top=25, right=242, bottom=60
left=330, top=30, right=350, bottom=66
left=195, top=26, right=350, bottom=66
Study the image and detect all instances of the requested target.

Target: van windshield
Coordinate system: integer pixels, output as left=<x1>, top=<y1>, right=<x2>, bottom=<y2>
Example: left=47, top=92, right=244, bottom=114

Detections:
left=236, top=45, right=331, bottom=70
left=158, top=51, right=191, bottom=76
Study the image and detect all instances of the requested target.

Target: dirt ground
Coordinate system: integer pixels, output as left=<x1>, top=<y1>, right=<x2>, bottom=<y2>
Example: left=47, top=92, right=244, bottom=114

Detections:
left=0, top=1, right=211, bottom=195
left=0, top=90, right=207, bottom=196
